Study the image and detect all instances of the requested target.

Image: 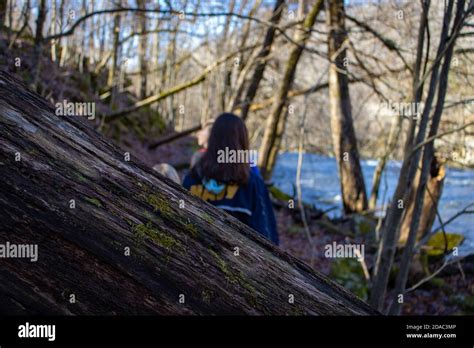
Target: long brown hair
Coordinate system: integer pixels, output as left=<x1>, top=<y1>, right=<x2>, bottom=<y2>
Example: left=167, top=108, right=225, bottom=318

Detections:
left=194, top=113, right=250, bottom=185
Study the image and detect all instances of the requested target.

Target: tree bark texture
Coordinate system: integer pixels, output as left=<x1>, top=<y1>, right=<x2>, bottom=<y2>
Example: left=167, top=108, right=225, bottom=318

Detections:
left=398, top=156, right=446, bottom=245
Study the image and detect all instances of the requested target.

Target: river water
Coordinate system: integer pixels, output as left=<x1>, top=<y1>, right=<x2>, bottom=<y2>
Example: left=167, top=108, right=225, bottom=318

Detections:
left=273, top=153, right=474, bottom=256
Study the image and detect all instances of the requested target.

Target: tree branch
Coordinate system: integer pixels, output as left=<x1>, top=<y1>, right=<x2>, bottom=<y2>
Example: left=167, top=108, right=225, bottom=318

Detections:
left=105, top=44, right=258, bottom=121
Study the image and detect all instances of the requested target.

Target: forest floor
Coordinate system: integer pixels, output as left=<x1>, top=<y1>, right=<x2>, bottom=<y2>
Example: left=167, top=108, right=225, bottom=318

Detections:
left=276, top=208, right=474, bottom=315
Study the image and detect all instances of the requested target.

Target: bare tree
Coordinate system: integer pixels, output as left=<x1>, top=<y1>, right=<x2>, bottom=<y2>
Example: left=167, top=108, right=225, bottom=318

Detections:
left=58, top=0, right=68, bottom=67
left=8, top=0, right=30, bottom=49
left=31, top=0, right=47, bottom=91
left=258, top=0, right=324, bottom=180
left=88, top=0, right=96, bottom=67
left=368, top=116, right=403, bottom=211
left=370, top=0, right=471, bottom=312
left=327, top=0, right=368, bottom=214
left=370, top=0, right=432, bottom=311
left=218, top=0, right=236, bottom=112
left=232, top=0, right=285, bottom=121
left=108, top=2, right=122, bottom=107
left=398, top=156, right=446, bottom=245
left=389, top=0, right=468, bottom=315
left=137, top=0, right=148, bottom=99
left=50, top=0, right=58, bottom=63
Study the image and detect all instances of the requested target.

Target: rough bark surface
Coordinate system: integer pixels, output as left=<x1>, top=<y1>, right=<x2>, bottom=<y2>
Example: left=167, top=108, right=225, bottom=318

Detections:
left=398, top=156, right=446, bottom=245
left=0, top=71, right=377, bottom=315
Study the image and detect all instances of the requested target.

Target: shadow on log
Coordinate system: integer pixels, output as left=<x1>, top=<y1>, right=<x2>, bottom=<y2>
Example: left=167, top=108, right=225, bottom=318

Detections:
left=0, top=71, right=378, bottom=315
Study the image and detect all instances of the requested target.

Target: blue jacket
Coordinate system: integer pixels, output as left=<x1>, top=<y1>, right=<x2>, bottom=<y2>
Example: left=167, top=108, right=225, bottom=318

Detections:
left=183, top=170, right=279, bottom=245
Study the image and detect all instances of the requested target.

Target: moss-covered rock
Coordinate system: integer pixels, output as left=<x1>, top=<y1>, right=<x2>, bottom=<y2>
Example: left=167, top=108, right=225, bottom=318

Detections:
left=425, top=232, right=464, bottom=257
left=268, top=186, right=292, bottom=202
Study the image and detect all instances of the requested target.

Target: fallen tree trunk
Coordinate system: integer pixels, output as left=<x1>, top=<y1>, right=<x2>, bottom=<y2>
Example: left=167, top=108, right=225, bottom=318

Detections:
left=0, top=71, right=377, bottom=315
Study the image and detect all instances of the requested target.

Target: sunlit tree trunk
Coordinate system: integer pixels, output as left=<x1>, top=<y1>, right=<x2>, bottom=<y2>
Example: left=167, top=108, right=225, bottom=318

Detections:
left=88, top=0, right=95, bottom=67
left=219, top=0, right=236, bottom=112
left=398, top=156, right=446, bottom=245
left=78, top=0, right=87, bottom=73
left=108, top=3, right=122, bottom=107
left=59, top=0, right=68, bottom=67
left=137, top=0, right=148, bottom=99
left=370, top=0, right=454, bottom=312
left=8, top=0, right=30, bottom=50
left=7, top=0, right=13, bottom=41
left=31, top=0, right=46, bottom=91
left=327, top=0, right=367, bottom=214
left=258, top=0, right=324, bottom=180
left=236, top=0, right=261, bottom=75
left=389, top=0, right=464, bottom=315
left=98, top=9, right=106, bottom=61
left=369, top=116, right=403, bottom=211
left=50, top=0, right=58, bottom=63
left=233, top=0, right=284, bottom=121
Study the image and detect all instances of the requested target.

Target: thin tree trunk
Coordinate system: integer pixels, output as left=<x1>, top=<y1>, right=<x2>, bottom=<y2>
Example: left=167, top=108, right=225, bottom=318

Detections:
left=79, top=0, right=87, bottom=73
left=370, top=0, right=431, bottom=310
left=236, top=0, right=261, bottom=75
left=151, top=19, right=161, bottom=98
left=327, top=0, right=368, bottom=214
left=0, top=0, right=6, bottom=30
left=108, top=5, right=122, bottom=107
left=50, top=0, right=58, bottom=63
left=166, top=23, right=177, bottom=127
left=258, top=0, right=324, bottom=180
left=398, top=156, right=446, bottom=245
left=389, top=0, right=465, bottom=315
left=233, top=0, right=285, bottom=121
left=88, top=0, right=95, bottom=67
left=416, top=159, right=446, bottom=241
left=296, top=96, right=315, bottom=267
left=137, top=0, right=148, bottom=99
left=59, top=0, right=68, bottom=67
left=201, top=78, right=210, bottom=123
left=370, top=0, right=453, bottom=311
left=227, top=0, right=262, bottom=112
left=8, top=0, right=30, bottom=50
left=369, top=116, right=403, bottom=211
left=31, top=0, right=47, bottom=91
left=7, top=0, right=13, bottom=41
left=218, top=0, right=236, bottom=112
left=0, top=71, right=378, bottom=316
left=98, top=8, right=106, bottom=60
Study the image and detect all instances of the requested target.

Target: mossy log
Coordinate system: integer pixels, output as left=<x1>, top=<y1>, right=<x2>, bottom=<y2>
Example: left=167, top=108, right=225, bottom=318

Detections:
left=0, top=71, right=377, bottom=315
